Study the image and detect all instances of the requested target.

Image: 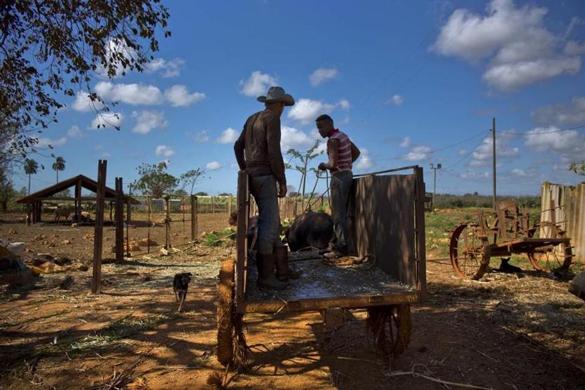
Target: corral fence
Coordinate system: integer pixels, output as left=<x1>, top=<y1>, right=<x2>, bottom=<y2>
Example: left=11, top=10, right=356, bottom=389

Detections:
left=122, top=194, right=331, bottom=257
left=540, top=182, right=585, bottom=263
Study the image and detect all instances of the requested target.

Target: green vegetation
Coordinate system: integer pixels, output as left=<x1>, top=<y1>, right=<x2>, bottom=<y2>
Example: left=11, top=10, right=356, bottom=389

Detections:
left=433, top=194, right=541, bottom=209
left=202, top=228, right=236, bottom=247
left=70, top=314, right=170, bottom=353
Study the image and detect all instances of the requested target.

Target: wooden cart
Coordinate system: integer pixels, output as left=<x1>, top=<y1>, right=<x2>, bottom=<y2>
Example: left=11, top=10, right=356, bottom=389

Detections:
left=449, top=199, right=573, bottom=280
left=217, top=166, right=427, bottom=367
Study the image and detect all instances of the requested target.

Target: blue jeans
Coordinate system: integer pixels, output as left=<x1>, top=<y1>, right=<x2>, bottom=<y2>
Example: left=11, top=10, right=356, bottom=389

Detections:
left=250, top=175, right=280, bottom=255
left=330, top=170, right=353, bottom=253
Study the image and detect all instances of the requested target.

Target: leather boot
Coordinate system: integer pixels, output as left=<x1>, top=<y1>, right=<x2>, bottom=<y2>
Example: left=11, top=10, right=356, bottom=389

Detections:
left=258, top=253, right=288, bottom=290
left=275, top=245, right=301, bottom=282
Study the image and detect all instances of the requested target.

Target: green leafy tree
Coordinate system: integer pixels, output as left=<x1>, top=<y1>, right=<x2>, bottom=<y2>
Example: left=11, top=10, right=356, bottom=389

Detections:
left=23, top=158, right=39, bottom=194
left=52, top=156, right=66, bottom=183
left=0, top=168, right=14, bottom=211
left=1, top=0, right=171, bottom=158
left=569, top=161, right=585, bottom=175
left=195, top=191, right=208, bottom=196
left=174, top=188, right=188, bottom=197
left=285, top=141, right=323, bottom=209
left=180, top=168, right=206, bottom=195
left=133, top=162, right=177, bottom=198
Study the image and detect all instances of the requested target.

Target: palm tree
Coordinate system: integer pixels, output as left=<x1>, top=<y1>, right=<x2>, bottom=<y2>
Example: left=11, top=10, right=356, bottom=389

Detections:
left=23, top=159, right=39, bottom=194
left=52, top=156, right=66, bottom=183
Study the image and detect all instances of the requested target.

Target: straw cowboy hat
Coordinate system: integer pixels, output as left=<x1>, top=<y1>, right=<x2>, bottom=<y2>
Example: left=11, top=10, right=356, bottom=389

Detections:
left=257, top=86, right=295, bottom=106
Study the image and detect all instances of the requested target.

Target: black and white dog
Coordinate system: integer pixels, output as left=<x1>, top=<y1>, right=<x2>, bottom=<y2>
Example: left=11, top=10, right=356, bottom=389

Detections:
left=173, top=272, right=192, bottom=312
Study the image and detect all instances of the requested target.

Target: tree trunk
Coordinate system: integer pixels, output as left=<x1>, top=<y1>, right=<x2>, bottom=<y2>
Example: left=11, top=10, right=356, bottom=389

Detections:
left=28, top=174, right=31, bottom=195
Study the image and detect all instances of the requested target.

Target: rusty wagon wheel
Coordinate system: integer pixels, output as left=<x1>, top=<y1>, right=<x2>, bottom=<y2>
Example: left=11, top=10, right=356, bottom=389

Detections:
left=217, top=258, right=235, bottom=366
left=450, top=223, right=491, bottom=280
left=367, top=304, right=411, bottom=359
left=527, top=241, right=572, bottom=272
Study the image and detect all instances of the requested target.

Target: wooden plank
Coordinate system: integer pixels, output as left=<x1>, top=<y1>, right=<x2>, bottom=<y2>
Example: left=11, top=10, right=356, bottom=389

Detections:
left=414, top=166, right=427, bottom=297
left=243, top=292, right=419, bottom=314
left=354, top=174, right=417, bottom=286
left=115, top=177, right=124, bottom=262
left=75, top=179, right=82, bottom=221
left=235, top=171, right=249, bottom=313
left=92, top=160, right=107, bottom=294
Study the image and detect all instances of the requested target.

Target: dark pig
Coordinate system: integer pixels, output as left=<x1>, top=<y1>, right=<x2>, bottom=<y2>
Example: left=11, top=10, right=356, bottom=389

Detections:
left=285, top=211, right=333, bottom=252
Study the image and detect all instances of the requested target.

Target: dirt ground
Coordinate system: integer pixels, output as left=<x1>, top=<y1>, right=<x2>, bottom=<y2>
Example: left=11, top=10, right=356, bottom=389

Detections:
left=1, top=210, right=584, bottom=389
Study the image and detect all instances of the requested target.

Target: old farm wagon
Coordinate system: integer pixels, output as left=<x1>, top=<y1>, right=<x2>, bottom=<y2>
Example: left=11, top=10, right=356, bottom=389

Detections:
left=449, top=199, right=573, bottom=280
left=217, top=166, right=426, bottom=367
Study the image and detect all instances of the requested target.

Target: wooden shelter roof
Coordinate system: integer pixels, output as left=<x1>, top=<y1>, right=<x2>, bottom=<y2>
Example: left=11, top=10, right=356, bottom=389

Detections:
left=17, top=175, right=140, bottom=205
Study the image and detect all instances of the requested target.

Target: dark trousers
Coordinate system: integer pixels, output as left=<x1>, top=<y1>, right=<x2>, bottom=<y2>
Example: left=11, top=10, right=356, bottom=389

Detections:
left=249, top=175, right=280, bottom=255
left=330, top=170, right=353, bottom=253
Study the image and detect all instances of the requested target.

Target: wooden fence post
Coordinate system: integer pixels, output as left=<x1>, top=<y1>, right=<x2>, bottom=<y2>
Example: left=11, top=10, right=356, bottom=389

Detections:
left=165, top=195, right=171, bottom=249
left=211, top=196, right=215, bottom=214
left=227, top=196, right=232, bottom=217
left=115, top=177, right=124, bottom=263
left=191, top=195, right=198, bottom=241
left=92, top=160, right=107, bottom=294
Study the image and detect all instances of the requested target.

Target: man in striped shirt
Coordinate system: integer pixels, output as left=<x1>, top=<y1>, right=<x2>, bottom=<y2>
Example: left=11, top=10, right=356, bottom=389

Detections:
left=316, top=114, right=361, bottom=258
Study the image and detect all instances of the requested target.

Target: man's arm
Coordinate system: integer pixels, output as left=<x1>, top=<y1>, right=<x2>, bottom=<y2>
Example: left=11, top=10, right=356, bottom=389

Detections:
left=350, top=141, right=361, bottom=162
left=266, top=114, right=286, bottom=187
left=234, top=122, right=247, bottom=170
left=325, top=138, right=339, bottom=170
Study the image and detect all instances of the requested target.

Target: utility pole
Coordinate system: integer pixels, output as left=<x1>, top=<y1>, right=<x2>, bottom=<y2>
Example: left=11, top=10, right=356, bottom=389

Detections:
left=492, top=117, right=497, bottom=211
left=430, top=163, right=442, bottom=208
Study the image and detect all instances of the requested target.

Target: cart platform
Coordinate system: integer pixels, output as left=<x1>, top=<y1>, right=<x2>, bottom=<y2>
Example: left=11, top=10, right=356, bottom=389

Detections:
left=244, top=258, right=417, bottom=313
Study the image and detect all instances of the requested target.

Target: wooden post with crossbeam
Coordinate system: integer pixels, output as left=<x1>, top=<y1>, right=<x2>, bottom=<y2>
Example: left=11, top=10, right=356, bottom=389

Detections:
left=92, top=160, right=107, bottom=294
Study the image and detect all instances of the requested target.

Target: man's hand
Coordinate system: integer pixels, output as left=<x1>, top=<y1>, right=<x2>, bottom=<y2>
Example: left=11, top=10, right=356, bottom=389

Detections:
left=278, top=182, right=287, bottom=198
left=318, top=162, right=328, bottom=171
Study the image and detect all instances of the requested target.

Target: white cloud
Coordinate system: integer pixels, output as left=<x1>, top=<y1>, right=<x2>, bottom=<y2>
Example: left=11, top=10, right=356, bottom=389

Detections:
left=564, top=40, right=585, bottom=56
left=91, top=112, right=123, bottom=129
left=338, top=99, right=351, bottom=110
left=309, top=67, right=339, bottom=86
left=355, top=148, right=373, bottom=170
left=145, top=58, right=185, bottom=78
left=72, top=92, right=104, bottom=112
left=192, top=130, right=210, bottom=143
left=67, top=125, right=82, bottom=138
left=532, top=97, right=585, bottom=126
left=131, top=111, right=167, bottom=134
left=524, top=127, right=585, bottom=159
left=206, top=161, right=222, bottom=170
left=469, top=133, right=519, bottom=167
left=432, top=0, right=583, bottom=90
left=98, top=38, right=137, bottom=77
left=511, top=168, right=527, bottom=176
left=483, top=57, right=580, bottom=91
left=388, top=94, right=404, bottom=106
left=281, top=126, right=318, bottom=152
left=217, top=128, right=239, bottom=144
left=460, top=171, right=490, bottom=180
left=36, top=136, right=67, bottom=148
left=95, top=81, right=163, bottom=105
left=155, top=145, right=174, bottom=158
left=164, top=85, right=206, bottom=107
left=403, top=145, right=432, bottom=161
left=240, top=71, right=277, bottom=97
left=400, top=136, right=411, bottom=148
left=288, top=98, right=335, bottom=124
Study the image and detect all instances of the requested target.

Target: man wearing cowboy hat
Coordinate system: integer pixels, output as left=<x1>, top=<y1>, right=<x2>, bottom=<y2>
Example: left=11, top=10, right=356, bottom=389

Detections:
left=234, top=86, right=299, bottom=290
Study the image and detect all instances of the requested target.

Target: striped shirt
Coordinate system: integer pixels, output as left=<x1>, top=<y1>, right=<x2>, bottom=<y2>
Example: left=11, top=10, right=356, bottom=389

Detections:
left=329, top=129, right=353, bottom=171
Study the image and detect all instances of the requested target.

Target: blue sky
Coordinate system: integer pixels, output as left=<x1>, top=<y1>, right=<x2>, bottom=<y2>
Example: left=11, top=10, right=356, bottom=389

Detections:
left=15, top=0, right=585, bottom=196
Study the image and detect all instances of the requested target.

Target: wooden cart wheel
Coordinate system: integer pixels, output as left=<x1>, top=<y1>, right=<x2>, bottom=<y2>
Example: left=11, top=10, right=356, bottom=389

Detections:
left=450, top=223, right=491, bottom=280
left=217, top=258, right=235, bottom=366
left=367, top=304, right=411, bottom=359
left=528, top=241, right=572, bottom=272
